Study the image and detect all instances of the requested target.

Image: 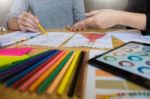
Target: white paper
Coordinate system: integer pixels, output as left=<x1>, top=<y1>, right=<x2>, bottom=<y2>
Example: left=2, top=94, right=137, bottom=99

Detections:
left=23, top=32, right=75, bottom=47
left=0, top=31, right=40, bottom=47
left=64, top=33, right=113, bottom=49
left=107, top=30, right=150, bottom=43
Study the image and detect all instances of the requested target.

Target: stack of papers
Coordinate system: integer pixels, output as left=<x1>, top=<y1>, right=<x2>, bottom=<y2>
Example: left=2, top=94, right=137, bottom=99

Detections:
left=23, top=32, right=75, bottom=47
left=0, top=31, right=40, bottom=47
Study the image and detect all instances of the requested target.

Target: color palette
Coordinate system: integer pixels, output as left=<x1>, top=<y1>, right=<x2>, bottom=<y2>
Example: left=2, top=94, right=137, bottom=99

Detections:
left=96, top=42, right=150, bottom=80
left=0, top=49, right=85, bottom=97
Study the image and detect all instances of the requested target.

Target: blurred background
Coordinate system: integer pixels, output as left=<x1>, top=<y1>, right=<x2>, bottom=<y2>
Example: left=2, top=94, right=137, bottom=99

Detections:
left=0, top=0, right=128, bottom=27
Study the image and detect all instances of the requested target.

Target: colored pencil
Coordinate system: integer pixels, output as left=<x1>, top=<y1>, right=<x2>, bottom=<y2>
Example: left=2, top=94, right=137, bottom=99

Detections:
left=37, top=23, right=48, bottom=35
left=76, top=51, right=87, bottom=97
left=19, top=51, right=65, bottom=91
left=12, top=51, right=59, bottom=89
left=5, top=50, right=58, bottom=87
left=57, top=51, right=80, bottom=95
left=37, top=51, right=73, bottom=93
left=0, top=50, right=49, bottom=77
left=29, top=51, right=69, bottom=92
left=68, top=51, right=85, bottom=97
left=46, top=52, right=76, bottom=95
left=0, top=50, right=51, bottom=83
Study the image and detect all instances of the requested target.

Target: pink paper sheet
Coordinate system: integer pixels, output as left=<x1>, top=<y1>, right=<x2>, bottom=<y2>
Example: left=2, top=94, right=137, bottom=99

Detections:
left=0, top=48, right=32, bottom=56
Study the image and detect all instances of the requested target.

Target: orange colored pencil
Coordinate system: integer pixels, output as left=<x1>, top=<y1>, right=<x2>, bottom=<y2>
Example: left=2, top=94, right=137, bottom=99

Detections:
left=19, top=51, right=65, bottom=91
left=46, top=52, right=76, bottom=94
left=29, top=51, right=69, bottom=92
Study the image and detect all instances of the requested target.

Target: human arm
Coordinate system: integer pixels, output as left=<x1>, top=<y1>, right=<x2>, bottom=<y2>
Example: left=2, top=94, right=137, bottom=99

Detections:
left=7, top=0, right=39, bottom=32
left=68, top=9, right=147, bottom=33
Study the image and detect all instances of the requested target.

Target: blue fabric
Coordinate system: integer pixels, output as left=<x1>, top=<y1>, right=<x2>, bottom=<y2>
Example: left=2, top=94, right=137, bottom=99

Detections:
left=7, top=0, right=86, bottom=29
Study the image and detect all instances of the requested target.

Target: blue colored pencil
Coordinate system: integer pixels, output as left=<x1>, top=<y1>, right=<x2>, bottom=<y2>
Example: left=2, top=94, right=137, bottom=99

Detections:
left=5, top=50, right=59, bottom=86
left=0, top=50, right=53, bottom=83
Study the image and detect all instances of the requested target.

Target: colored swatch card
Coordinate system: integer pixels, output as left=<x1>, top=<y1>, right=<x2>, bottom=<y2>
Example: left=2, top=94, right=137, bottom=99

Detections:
left=107, top=30, right=150, bottom=43
left=23, top=32, right=75, bottom=47
left=85, top=50, right=149, bottom=99
left=57, top=51, right=81, bottom=95
left=0, top=50, right=51, bottom=82
left=0, top=48, right=32, bottom=56
left=0, top=31, right=40, bottom=47
left=46, top=51, right=76, bottom=95
left=64, top=33, right=112, bottom=49
left=19, top=51, right=65, bottom=91
left=12, top=51, right=59, bottom=88
left=0, top=55, right=29, bottom=68
left=29, top=51, right=69, bottom=92
left=5, top=50, right=59, bottom=87
left=37, top=51, right=73, bottom=93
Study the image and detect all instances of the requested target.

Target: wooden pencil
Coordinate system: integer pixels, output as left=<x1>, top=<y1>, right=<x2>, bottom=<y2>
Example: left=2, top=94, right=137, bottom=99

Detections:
left=12, top=50, right=59, bottom=88
left=0, top=50, right=51, bottom=83
left=76, top=51, right=87, bottom=97
left=57, top=51, right=80, bottom=95
left=19, top=51, right=65, bottom=91
left=37, top=51, right=73, bottom=93
left=46, top=52, right=76, bottom=95
left=29, top=51, right=69, bottom=92
left=5, top=50, right=58, bottom=87
left=67, top=51, right=85, bottom=97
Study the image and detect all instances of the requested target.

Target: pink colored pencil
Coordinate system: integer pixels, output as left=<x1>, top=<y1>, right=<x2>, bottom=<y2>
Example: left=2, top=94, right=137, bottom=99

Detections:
left=19, top=51, right=66, bottom=91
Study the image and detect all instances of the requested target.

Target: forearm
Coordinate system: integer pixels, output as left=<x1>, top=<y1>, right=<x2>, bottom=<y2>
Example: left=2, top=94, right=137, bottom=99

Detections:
left=7, top=18, right=20, bottom=30
left=118, top=11, right=146, bottom=30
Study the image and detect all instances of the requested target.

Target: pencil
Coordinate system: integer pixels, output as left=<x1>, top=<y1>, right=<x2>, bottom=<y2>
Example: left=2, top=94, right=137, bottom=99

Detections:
left=37, top=22, right=48, bottom=35
left=29, top=51, right=69, bottom=92
left=46, top=51, right=76, bottom=95
left=57, top=51, right=80, bottom=95
left=76, top=51, right=87, bottom=97
left=67, top=51, right=85, bottom=97
left=37, top=51, right=73, bottom=93
left=19, top=51, right=65, bottom=91
left=5, top=50, right=58, bottom=87
left=11, top=50, right=59, bottom=88
left=0, top=50, right=51, bottom=83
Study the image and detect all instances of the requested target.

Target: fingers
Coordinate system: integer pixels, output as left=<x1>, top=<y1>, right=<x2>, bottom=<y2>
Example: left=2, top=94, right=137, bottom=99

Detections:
left=66, top=16, right=95, bottom=32
left=18, top=12, right=39, bottom=32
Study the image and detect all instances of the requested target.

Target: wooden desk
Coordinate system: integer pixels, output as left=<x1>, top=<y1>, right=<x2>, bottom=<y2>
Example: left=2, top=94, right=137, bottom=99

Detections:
left=0, top=28, right=125, bottom=99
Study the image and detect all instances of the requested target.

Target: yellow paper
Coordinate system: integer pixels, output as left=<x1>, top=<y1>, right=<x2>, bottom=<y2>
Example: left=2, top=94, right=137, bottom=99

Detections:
left=0, top=55, right=29, bottom=67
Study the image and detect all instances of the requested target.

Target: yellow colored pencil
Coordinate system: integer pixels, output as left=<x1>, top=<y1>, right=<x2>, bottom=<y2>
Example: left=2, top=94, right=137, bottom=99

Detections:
left=37, top=22, right=48, bottom=35
left=57, top=51, right=81, bottom=95
left=29, top=51, right=69, bottom=92
left=46, top=52, right=76, bottom=95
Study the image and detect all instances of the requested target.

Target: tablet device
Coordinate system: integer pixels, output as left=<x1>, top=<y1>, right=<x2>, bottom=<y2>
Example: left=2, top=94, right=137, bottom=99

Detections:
left=89, top=41, right=150, bottom=89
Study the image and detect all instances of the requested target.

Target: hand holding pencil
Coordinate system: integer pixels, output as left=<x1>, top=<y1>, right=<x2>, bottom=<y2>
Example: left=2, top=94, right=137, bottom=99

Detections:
left=18, top=11, right=48, bottom=35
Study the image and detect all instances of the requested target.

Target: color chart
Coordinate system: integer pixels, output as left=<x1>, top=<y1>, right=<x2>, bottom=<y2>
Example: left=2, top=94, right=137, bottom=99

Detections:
left=86, top=50, right=150, bottom=99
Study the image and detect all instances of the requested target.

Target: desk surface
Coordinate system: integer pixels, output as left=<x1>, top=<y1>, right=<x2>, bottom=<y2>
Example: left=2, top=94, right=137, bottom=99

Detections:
left=0, top=28, right=125, bottom=99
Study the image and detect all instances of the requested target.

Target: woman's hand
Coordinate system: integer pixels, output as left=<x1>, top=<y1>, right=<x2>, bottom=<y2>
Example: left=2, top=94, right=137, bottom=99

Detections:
left=18, top=12, right=40, bottom=32
left=68, top=9, right=122, bottom=31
